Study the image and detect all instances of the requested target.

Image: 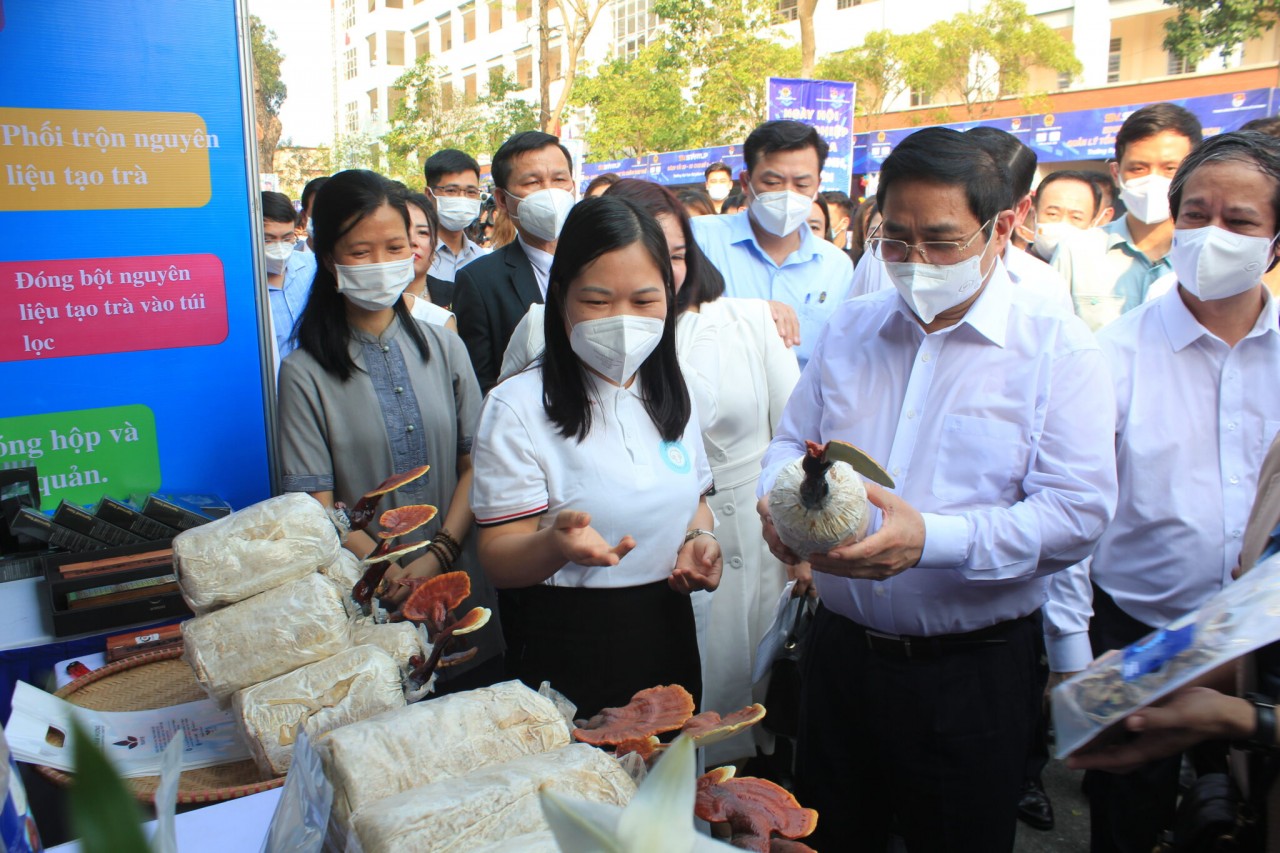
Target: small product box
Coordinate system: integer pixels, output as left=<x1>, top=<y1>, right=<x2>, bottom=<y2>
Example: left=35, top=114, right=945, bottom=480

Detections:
left=42, top=539, right=189, bottom=637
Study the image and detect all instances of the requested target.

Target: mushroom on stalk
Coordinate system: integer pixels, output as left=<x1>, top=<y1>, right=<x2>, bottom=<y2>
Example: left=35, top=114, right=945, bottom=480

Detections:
left=767, top=440, right=894, bottom=559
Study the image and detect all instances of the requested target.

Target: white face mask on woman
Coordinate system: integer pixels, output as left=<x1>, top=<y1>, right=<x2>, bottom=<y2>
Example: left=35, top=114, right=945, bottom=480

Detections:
left=1170, top=225, right=1276, bottom=301
left=1119, top=174, right=1173, bottom=225
left=509, top=188, right=575, bottom=242
left=569, top=315, right=665, bottom=385
left=335, top=258, right=414, bottom=311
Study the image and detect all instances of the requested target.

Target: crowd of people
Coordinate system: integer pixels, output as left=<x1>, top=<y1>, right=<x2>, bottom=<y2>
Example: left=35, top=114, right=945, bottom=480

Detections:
left=259, top=106, right=1280, bottom=852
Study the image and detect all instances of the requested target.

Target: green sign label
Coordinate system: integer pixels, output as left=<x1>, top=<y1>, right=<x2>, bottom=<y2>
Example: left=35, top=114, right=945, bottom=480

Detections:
left=0, top=404, right=161, bottom=505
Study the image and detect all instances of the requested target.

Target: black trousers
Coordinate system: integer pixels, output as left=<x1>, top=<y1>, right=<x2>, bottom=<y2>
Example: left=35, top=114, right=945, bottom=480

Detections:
left=1085, top=584, right=1182, bottom=853
left=499, top=579, right=702, bottom=720
left=795, top=605, right=1038, bottom=853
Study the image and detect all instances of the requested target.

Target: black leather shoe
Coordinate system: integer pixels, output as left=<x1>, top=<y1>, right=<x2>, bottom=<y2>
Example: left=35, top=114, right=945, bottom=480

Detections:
left=1017, top=780, right=1055, bottom=831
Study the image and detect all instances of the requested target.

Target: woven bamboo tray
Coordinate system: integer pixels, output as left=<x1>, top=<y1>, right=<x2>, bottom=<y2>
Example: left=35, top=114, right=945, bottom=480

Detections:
left=33, top=647, right=284, bottom=804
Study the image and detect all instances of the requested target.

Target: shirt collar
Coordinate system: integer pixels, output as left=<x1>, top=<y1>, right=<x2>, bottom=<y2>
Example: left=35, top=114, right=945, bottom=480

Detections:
left=347, top=313, right=403, bottom=360
left=1159, top=284, right=1280, bottom=352
left=726, top=210, right=821, bottom=265
left=518, top=234, right=554, bottom=276
left=437, top=236, right=483, bottom=259
left=586, top=367, right=646, bottom=400
left=881, top=256, right=1012, bottom=347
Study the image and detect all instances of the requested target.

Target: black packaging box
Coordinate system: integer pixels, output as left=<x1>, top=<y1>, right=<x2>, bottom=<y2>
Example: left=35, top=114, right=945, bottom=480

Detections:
left=141, top=495, right=212, bottom=531
left=53, top=501, right=147, bottom=547
left=43, top=540, right=189, bottom=637
left=12, top=508, right=109, bottom=554
left=95, top=497, right=179, bottom=541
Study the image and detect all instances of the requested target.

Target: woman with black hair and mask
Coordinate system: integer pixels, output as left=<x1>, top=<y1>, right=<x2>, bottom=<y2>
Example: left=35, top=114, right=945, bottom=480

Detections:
left=470, top=195, right=722, bottom=717
left=277, top=169, right=503, bottom=691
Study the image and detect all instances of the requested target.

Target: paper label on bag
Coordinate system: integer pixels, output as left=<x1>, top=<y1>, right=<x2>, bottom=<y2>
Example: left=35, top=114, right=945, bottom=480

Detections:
left=5, top=681, right=249, bottom=778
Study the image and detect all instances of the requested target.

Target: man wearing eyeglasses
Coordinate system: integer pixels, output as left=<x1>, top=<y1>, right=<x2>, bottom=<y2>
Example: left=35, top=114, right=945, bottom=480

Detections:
left=424, top=148, right=490, bottom=283
left=757, top=127, right=1116, bottom=852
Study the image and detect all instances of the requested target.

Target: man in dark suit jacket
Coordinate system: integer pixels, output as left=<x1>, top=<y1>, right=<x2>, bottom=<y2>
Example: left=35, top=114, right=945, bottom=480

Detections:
left=453, top=131, right=575, bottom=393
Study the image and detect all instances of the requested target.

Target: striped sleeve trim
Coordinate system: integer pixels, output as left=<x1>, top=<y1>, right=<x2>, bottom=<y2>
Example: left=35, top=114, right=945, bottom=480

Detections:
left=475, top=504, right=550, bottom=527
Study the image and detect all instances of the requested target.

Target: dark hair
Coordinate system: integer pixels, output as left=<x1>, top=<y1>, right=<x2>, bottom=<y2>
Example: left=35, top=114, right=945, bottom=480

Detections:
left=1087, top=171, right=1118, bottom=209
left=1115, top=103, right=1203, bottom=164
left=1035, top=170, right=1102, bottom=219
left=822, top=190, right=855, bottom=220
left=300, top=177, right=329, bottom=213
left=295, top=170, right=431, bottom=380
left=424, top=148, right=481, bottom=186
left=811, top=193, right=831, bottom=237
left=542, top=196, right=691, bottom=443
left=605, top=179, right=726, bottom=310
left=677, top=188, right=716, bottom=218
left=585, top=173, right=620, bottom=196
left=744, top=120, right=829, bottom=174
left=876, top=127, right=1011, bottom=226
left=403, top=190, right=440, bottom=257
left=849, top=197, right=879, bottom=263
left=720, top=191, right=746, bottom=214
left=1242, top=116, right=1280, bottom=139
left=966, top=126, right=1037, bottom=199
left=262, top=191, right=297, bottom=225
left=1170, top=131, right=1280, bottom=228
left=491, top=131, right=573, bottom=190
left=705, top=162, right=732, bottom=180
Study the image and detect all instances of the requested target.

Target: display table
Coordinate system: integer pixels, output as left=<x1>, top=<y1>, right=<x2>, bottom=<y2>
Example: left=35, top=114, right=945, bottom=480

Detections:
left=46, top=787, right=280, bottom=852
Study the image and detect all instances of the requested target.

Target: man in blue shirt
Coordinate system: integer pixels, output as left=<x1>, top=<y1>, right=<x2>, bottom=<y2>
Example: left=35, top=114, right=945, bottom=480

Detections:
left=262, top=190, right=316, bottom=361
left=690, top=121, right=854, bottom=368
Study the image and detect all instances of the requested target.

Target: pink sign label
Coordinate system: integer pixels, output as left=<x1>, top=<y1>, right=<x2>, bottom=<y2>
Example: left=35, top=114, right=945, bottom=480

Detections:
left=0, top=253, right=228, bottom=362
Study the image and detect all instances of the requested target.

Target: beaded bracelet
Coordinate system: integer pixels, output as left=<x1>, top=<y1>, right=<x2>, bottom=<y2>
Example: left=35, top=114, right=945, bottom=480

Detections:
left=433, top=529, right=462, bottom=560
left=427, top=540, right=455, bottom=571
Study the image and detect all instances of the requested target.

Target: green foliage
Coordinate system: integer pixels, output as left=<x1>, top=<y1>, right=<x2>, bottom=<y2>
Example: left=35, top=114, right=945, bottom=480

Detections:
left=250, top=15, right=287, bottom=117
left=1164, top=0, right=1279, bottom=61
left=381, top=58, right=537, bottom=184
left=68, top=720, right=153, bottom=853
left=815, top=30, right=932, bottom=117
left=691, top=38, right=801, bottom=144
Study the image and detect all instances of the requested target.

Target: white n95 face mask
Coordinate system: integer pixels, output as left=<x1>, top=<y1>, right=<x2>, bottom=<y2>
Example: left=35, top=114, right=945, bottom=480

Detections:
left=885, top=245, right=994, bottom=325
left=435, top=196, right=481, bottom=232
left=335, top=258, right=414, bottom=311
left=509, top=188, right=575, bottom=242
left=1170, top=225, right=1275, bottom=301
left=264, top=242, right=294, bottom=275
left=570, top=315, right=665, bottom=385
left=1119, top=174, right=1173, bottom=225
left=707, top=183, right=732, bottom=202
left=749, top=188, right=814, bottom=238
left=1032, top=221, right=1075, bottom=259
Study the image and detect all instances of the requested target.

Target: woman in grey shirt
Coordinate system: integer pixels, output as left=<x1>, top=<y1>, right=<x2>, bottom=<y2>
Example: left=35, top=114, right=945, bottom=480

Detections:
left=277, top=169, right=502, bottom=689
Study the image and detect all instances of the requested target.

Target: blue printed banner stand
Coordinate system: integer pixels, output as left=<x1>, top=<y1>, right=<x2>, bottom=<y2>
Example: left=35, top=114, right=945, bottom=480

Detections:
left=766, top=77, right=857, bottom=193
left=0, top=0, right=275, bottom=511
left=581, top=144, right=747, bottom=189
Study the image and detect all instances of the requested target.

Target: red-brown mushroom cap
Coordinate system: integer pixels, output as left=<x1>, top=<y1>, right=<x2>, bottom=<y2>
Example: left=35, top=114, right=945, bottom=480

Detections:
left=400, top=571, right=472, bottom=624
left=363, top=466, right=431, bottom=499
left=377, top=505, right=438, bottom=539
left=612, top=736, right=662, bottom=762
left=681, top=704, right=767, bottom=748
left=450, top=606, right=490, bottom=635
left=695, top=772, right=818, bottom=851
left=573, top=684, right=696, bottom=746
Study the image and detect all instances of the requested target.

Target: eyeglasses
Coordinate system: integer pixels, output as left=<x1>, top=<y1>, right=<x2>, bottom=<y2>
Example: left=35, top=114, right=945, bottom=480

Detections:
left=431, top=185, right=482, bottom=199
left=867, top=219, right=993, bottom=265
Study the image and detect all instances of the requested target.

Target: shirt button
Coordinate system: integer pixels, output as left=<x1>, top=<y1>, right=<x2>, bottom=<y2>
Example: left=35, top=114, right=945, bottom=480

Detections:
left=394, top=386, right=404, bottom=394
left=724, top=504, right=736, bottom=516
left=381, top=344, right=390, bottom=353
left=1233, top=529, right=1243, bottom=539
left=406, top=424, right=415, bottom=433
left=729, top=556, right=743, bottom=569
left=1230, top=475, right=1240, bottom=485
left=874, top=585, right=886, bottom=597
left=921, top=353, right=931, bottom=363
left=892, top=466, right=902, bottom=477
left=1228, top=422, right=1237, bottom=431
left=906, top=409, right=916, bottom=419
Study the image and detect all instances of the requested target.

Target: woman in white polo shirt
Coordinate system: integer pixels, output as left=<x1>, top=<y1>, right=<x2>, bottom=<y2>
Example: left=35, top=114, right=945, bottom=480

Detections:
left=470, top=195, right=722, bottom=718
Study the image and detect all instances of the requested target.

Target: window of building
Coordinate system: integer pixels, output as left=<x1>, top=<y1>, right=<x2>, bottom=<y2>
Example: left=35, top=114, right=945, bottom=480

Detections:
left=1057, top=70, right=1071, bottom=90
left=516, top=51, right=534, bottom=89
left=909, top=88, right=932, bottom=107
left=341, top=0, right=356, bottom=29
left=462, top=4, right=476, bottom=41
left=488, top=2, right=503, bottom=32
left=836, top=0, right=860, bottom=8
left=775, top=0, right=798, bottom=22
left=516, top=0, right=532, bottom=22
left=345, top=101, right=359, bottom=133
left=414, top=25, right=430, bottom=60
left=613, top=0, right=656, bottom=59
left=367, top=33, right=379, bottom=65
left=388, top=87, right=406, bottom=117
left=438, top=14, right=453, bottom=51
left=386, top=0, right=403, bottom=7
left=464, top=69, right=477, bottom=102
left=368, top=0, right=377, bottom=12
left=387, top=31, right=405, bottom=65
left=368, top=88, right=379, bottom=118
left=344, top=48, right=358, bottom=80
left=550, top=43, right=563, bottom=81
left=1167, top=51, right=1196, bottom=75
left=489, top=63, right=506, bottom=88
left=1107, top=37, right=1121, bottom=84
left=441, top=84, right=455, bottom=111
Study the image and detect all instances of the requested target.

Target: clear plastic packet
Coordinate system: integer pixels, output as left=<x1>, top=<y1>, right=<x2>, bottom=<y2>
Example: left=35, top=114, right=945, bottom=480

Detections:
left=261, top=729, right=333, bottom=853
left=1053, top=552, right=1280, bottom=758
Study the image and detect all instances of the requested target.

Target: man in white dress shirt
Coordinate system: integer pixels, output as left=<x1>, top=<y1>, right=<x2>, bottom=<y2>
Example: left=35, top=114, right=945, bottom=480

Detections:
left=1046, top=131, right=1280, bottom=853
left=757, top=127, right=1117, bottom=852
